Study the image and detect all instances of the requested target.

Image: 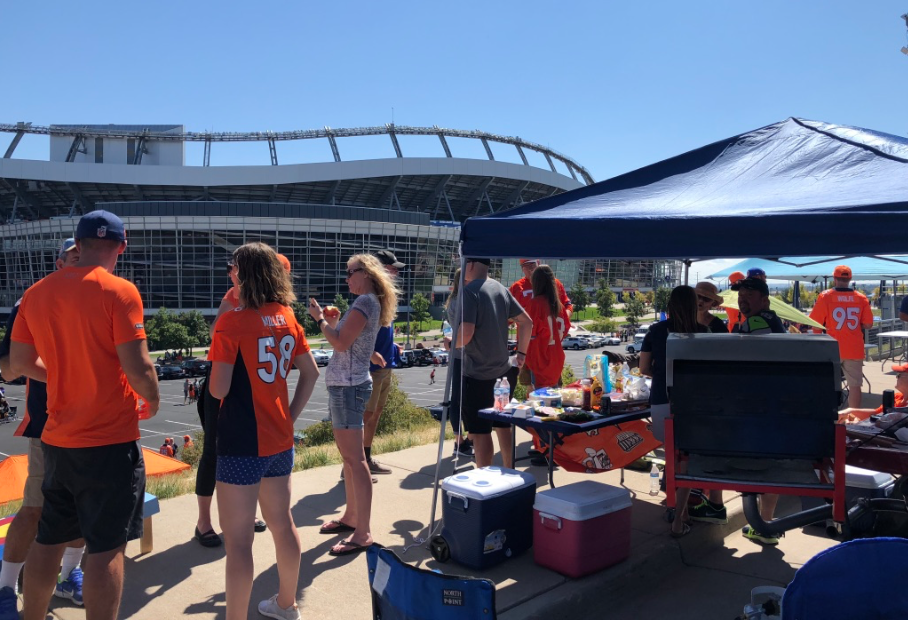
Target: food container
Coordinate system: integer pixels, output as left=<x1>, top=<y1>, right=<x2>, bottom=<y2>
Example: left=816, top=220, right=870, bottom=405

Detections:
left=559, top=388, right=583, bottom=407
left=532, top=388, right=562, bottom=408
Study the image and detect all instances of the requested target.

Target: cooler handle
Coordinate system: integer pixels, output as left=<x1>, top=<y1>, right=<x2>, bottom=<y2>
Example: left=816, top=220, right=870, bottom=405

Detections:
left=539, top=512, right=562, bottom=531
left=447, top=491, right=469, bottom=511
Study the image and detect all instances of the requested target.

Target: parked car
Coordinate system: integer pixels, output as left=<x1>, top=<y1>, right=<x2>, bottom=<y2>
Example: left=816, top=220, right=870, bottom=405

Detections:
left=431, top=350, right=449, bottom=366
left=415, top=349, right=434, bottom=366
left=626, top=340, right=643, bottom=354
left=604, top=335, right=622, bottom=346
left=562, top=336, right=589, bottom=350
left=181, top=359, right=211, bottom=377
left=399, top=350, right=416, bottom=368
left=312, top=350, right=330, bottom=367
left=158, top=365, right=186, bottom=380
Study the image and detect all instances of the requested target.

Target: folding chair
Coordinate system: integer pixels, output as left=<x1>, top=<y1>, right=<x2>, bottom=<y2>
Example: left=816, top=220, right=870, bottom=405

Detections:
left=366, top=544, right=496, bottom=620
left=781, top=537, right=907, bottom=620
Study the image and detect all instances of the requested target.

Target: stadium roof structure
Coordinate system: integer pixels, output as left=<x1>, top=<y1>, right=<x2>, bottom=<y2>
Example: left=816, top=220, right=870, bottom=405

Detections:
left=0, top=123, right=590, bottom=221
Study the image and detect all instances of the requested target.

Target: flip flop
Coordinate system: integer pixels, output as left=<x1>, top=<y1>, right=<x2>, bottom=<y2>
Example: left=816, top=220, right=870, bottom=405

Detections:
left=194, top=527, right=222, bottom=548
left=254, top=519, right=267, bottom=532
left=670, top=523, right=691, bottom=539
left=319, top=520, right=356, bottom=535
left=328, top=540, right=370, bottom=557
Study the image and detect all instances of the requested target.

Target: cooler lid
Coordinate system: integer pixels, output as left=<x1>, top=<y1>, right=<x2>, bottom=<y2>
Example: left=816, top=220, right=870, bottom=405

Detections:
left=442, top=466, right=536, bottom=500
left=534, top=480, right=631, bottom=520
left=845, top=465, right=894, bottom=489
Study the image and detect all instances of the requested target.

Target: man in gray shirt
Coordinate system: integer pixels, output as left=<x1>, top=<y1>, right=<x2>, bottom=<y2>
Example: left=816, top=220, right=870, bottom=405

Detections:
left=456, top=258, right=532, bottom=468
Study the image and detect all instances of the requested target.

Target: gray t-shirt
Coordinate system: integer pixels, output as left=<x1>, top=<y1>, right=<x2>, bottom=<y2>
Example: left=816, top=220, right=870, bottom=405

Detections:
left=461, top=277, right=522, bottom=381
left=325, top=294, right=381, bottom=387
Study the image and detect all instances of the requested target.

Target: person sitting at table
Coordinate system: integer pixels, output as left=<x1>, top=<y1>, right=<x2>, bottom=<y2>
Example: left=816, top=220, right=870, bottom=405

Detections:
left=640, top=285, right=711, bottom=537
left=839, top=363, right=907, bottom=423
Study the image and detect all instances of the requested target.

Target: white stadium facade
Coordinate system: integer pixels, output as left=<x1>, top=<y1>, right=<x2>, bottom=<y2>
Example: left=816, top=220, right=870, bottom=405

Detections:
left=0, top=122, right=680, bottom=317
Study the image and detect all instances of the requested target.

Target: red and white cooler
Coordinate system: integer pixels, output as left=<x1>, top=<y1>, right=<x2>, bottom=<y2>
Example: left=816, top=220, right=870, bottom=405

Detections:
left=533, top=480, right=632, bottom=578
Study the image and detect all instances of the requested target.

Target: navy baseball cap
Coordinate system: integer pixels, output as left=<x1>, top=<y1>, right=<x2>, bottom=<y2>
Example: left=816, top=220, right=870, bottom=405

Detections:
left=731, top=276, right=770, bottom=296
left=75, top=210, right=126, bottom=242
left=58, top=238, right=77, bottom=259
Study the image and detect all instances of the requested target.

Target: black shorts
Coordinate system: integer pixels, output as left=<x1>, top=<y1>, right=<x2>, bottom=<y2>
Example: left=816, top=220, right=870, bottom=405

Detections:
left=38, top=441, right=145, bottom=554
left=462, top=376, right=510, bottom=434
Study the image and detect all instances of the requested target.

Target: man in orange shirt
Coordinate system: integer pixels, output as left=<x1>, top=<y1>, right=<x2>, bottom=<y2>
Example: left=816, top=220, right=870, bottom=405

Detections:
left=809, top=265, right=874, bottom=409
left=10, top=210, right=160, bottom=620
left=724, top=271, right=746, bottom=331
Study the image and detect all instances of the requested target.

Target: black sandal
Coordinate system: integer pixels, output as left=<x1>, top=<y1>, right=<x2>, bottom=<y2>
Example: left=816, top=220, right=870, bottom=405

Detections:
left=194, top=527, right=222, bottom=547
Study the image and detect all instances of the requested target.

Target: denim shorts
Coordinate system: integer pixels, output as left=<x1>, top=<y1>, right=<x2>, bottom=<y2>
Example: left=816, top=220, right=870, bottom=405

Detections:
left=327, top=381, right=373, bottom=430
left=216, top=448, right=294, bottom=485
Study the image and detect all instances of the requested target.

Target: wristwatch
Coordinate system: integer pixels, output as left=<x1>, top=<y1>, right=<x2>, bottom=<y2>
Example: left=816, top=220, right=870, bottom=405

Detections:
left=318, top=318, right=327, bottom=328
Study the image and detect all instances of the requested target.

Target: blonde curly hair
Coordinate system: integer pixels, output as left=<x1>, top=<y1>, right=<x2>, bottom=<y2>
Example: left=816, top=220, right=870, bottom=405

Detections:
left=348, top=253, right=400, bottom=326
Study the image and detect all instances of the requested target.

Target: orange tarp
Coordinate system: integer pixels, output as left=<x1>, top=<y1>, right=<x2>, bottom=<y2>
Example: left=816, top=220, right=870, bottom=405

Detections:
left=0, top=447, right=189, bottom=505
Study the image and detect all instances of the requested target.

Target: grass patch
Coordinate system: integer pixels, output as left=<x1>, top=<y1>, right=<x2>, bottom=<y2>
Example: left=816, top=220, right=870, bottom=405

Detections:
left=146, top=471, right=197, bottom=500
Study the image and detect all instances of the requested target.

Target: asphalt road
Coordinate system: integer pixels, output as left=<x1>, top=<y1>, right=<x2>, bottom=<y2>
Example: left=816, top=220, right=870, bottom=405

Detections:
left=0, top=343, right=632, bottom=459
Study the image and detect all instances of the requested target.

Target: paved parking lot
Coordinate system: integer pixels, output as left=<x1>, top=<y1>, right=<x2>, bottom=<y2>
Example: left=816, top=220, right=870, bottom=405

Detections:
left=0, top=343, right=630, bottom=458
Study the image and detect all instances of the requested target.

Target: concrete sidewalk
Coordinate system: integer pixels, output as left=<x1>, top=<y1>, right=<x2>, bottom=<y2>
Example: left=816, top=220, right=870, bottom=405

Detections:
left=42, top=364, right=900, bottom=619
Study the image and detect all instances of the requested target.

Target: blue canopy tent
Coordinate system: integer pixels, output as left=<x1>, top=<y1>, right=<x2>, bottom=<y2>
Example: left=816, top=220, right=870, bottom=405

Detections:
left=460, top=118, right=908, bottom=260
left=708, top=256, right=908, bottom=282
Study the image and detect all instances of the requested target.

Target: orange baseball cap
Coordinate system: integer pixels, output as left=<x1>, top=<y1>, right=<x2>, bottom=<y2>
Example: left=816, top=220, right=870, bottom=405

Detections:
left=276, top=253, right=292, bottom=273
left=519, top=258, right=539, bottom=266
left=833, top=265, right=852, bottom=279
left=892, top=362, right=908, bottom=374
left=728, top=271, right=745, bottom=284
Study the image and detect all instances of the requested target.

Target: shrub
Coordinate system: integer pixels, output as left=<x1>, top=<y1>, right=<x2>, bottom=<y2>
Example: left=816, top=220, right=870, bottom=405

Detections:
left=180, top=431, right=205, bottom=467
left=589, top=317, right=618, bottom=333
left=375, top=374, right=434, bottom=436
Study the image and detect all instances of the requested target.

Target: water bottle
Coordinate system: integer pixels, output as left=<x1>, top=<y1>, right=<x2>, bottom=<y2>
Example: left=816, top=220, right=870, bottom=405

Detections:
left=649, top=463, right=660, bottom=496
left=442, top=321, right=453, bottom=340
left=494, top=377, right=509, bottom=411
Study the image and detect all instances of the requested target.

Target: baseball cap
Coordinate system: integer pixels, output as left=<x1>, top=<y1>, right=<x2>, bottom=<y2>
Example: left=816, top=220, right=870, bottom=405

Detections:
left=75, top=210, right=126, bottom=242
left=58, top=238, right=77, bottom=259
left=892, top=362, right=908, bottom=374
left=728, top=271, right=746, bottom=285
left=519, top=258, right=539, bottom=266
left=746, top=267, right=767, bottom=281
left=276, top=253, right=292, bottom=273
left=374, top=249, right=405, bottom=269
left=833, top=265, right=852, bottom=279
left=731, top=276, right=770, bottom=296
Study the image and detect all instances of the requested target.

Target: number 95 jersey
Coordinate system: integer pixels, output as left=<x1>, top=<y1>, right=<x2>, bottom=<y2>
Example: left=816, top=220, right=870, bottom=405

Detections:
left=809, top=288, right=873, bottom=361
left=209, top=303, right=310, bottom=457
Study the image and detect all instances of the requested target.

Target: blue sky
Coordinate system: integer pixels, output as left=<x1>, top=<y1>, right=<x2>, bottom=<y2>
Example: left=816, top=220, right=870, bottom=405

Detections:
left=3, top=1, right=908, bottom=278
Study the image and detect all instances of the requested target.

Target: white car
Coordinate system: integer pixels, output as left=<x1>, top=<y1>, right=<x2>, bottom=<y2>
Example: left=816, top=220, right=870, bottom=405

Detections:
left=626, top=340, right=643, bottom=353
left=312, top=350, right=332, bottom=366
left=604, top=336, right=622, bottom=346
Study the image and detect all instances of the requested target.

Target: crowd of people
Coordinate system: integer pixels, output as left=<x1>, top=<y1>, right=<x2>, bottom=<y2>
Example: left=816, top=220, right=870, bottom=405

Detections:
left=0, top=206, right=902, bottom=619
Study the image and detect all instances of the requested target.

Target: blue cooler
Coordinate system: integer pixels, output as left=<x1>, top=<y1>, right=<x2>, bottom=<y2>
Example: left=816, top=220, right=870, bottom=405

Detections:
left=439, top=467, right=536, bottom=569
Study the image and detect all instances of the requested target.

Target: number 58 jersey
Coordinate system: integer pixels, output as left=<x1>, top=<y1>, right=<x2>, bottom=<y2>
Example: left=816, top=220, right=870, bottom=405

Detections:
left=209, top=303, right=310, bottom=457
left=809, top=288, right=873, bottom=361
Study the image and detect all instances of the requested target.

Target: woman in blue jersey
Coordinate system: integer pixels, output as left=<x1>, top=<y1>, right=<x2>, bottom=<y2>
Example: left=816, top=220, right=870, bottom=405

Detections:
left=308, top=253, right=400, bottom=557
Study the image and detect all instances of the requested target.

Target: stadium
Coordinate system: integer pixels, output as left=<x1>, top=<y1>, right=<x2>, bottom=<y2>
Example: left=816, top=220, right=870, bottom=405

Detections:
left=0, top=122, right=681, bottom=316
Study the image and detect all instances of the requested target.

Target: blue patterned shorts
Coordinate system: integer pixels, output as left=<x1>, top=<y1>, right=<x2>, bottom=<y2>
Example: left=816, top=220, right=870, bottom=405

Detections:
left=216, top=448, right=294, bottom=485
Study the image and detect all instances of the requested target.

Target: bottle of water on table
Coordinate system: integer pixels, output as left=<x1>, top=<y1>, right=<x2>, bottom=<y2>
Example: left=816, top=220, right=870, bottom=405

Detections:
left=649, top=463, right=660, bottom=496
left=494, top=377, right=509, bottom=411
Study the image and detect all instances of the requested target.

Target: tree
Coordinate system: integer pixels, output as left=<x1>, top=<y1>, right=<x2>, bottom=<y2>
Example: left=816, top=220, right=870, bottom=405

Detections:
left=291, top=302, right=319, bottom=337
left=410, top=292, right=431, bottom=328
left=653, top=287, right=672, bottom=317
left=624, top=292, right=647, bottom=328
left=332, top=293, right=350, bottom=315
left=596, top=278, right=609, bottom=292
left=567, top=283, right=589, bottom=319
left=589, top=317, right=618, bottom=334
left=177, top=310, right=211, bottom=347
left=596, top=289, right=615, bottom=317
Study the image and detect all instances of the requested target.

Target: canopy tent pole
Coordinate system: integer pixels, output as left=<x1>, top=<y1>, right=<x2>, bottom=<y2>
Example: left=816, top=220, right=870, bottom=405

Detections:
left=792, top=280, right=801, bottom=309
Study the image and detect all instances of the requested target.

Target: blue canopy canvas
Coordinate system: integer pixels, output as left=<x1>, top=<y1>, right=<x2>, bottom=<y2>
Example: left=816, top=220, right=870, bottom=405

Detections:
left=709, top=256, right=908, bottom=282
left=460, top=118, right=908, bottom=260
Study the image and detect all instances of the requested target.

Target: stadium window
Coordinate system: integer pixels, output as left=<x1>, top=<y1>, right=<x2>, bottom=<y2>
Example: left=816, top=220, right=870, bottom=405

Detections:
left=95, top=138, right=104, bottom=163
left=127, top=139, right=135, bottom=164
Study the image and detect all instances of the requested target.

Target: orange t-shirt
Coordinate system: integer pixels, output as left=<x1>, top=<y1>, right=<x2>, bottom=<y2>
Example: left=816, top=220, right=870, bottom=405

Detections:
left=11, top=266, right=147, bottom=448
left=209, top=303, right=310, bottom=457
left=526, top=297, right=571, bottom=388
left=725, top=307, right=743, bottom=332
left=223, top=286, right=240, bottom=309
left=874, top=390, right=907, bottom=416
left=809, top=288, right=874, bottom=360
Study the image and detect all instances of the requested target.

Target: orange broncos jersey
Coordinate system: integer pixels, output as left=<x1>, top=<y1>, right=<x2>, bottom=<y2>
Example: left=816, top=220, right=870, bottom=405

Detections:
left=526, top=296, right=571, bottom=388
left=209, top=303, right=310, bottom=457
left=810, top=288, right=873, bottom=360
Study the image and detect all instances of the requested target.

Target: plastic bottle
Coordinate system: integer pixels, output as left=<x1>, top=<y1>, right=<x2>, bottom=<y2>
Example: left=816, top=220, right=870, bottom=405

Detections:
left=442, top=321, right=453, bottom=340
left=649, top=464, right=660, bottom=496
left=494, top=377, right=510, bottom=411
left=581, top=378, right=592, bottom=411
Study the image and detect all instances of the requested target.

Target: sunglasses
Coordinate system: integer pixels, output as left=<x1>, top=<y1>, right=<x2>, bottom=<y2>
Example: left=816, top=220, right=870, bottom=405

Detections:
left=345, top=267, right=365, bottom=278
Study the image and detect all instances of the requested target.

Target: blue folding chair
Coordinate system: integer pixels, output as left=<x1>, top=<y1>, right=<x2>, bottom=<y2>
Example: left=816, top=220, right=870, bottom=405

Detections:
left=366, top=544, right=496, bottom=620
left=781, top=537, right=907, bottom=620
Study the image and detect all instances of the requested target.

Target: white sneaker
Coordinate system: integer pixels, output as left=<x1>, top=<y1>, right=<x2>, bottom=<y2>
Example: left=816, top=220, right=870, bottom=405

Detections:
left=258, top=594, right=300, bottom=620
